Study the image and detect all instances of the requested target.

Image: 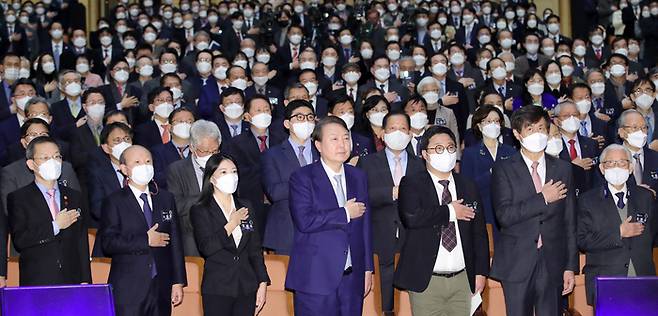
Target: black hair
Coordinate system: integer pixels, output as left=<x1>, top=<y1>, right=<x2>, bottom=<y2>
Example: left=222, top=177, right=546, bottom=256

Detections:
left=245, top=94, right=272, bottom=113
left=510, top=105, right=551, bottom=133
left=11, top=78, right=36, bottom=95
left=382, top=111, right=411, bottom=130
left=100, top=122, right=133, bottom=145
left=328, top=94, right=355, bottom=113
left=82, top=87, right=105, bottom=105
left=285, top=99, right=315, bottom=119
left=20, top=118, right=50, bottom=138
left=311, top=116, right=348, bottom=142
left=196, top=153, right=239, bottom=207
left=419, top=125, right=456, bottom=152
left=168, top=107, right=196, bottom=124
left=471, top=105, right=504, bottom=140
left=147, top=86, right=173, bottom=105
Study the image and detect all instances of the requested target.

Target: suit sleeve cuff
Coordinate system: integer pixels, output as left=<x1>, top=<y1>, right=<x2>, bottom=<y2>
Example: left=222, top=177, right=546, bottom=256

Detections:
left=52, top=221, right=60, bottom=236
left=448, top=204, right=456, bottom=221
left=344, top=207, right=350, bottom=223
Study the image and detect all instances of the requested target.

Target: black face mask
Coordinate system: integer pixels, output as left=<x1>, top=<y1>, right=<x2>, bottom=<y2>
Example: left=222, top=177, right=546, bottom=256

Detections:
left=278, top=20, right=290, bottom=27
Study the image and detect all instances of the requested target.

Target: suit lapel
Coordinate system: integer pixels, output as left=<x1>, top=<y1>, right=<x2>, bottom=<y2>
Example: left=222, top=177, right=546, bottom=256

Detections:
left=29, top=183, right=56, bottom=222
left=123, top=188, right=149, bottom=229
left=377, top=151, right=395, bottom=187
left=510, top=154, right=537, bottom=195
left=281, top=140, right=301, bottom=167
left=183, top=158, right=201, bottom=193
left=545, top=155, right=558, bottom=183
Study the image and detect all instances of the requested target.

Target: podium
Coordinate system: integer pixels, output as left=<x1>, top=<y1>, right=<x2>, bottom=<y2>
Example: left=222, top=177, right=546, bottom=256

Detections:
left=0, top=284, right=115, bottom=316
left=595, top=276, right=658, bottom=315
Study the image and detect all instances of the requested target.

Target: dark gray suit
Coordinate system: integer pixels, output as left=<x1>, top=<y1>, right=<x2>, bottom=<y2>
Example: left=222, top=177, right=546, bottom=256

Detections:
left=577, top=183, right=656, bottom=305
left=0, top=159, right=80, bottom=256
left=166, top=157, right=202, bottom=257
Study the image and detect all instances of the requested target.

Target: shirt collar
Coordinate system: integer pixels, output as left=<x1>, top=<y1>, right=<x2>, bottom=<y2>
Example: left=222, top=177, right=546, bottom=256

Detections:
left=320, top=158, right=344, bottom=178
left=608, top=183, right=627, bottom=198
left=428, top=170, right=454, bottom=184
left=520, top=150, right=545, bottom=169
left=128, top=183, right=149, bottom=199
left=385, top=147, right=408, bottom=162
left=35, top=181, right=59, bottom=195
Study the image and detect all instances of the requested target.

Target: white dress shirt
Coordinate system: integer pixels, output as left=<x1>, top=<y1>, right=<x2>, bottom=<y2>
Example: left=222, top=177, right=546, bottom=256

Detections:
left=609, top=184, right=628, bottom=208
left=128, top=183, right=153, bottom=214
left=215, top=194, right=241, bottom=247
left=429, top=172, right=466, bottom=273
left=320, top=158, right=352, bottom=270
left=521, top=151, right=546, bottom=185
left=562, top=134, right=582, bottom=158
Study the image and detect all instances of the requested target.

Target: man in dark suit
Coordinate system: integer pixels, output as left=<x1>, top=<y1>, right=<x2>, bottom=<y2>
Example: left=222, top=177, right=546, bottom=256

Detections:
left=220, top=12, right=246, bottom=61
left=428, top=53, right=470, bottom=137
left=100, top=145, right=187, bottom=315
left=585, top=27, right=612, bottom=69
left=51, top=70, right=86, bottom=142
left=167, top=119, right=221, bottom=257
left=358, top=55, right=410, bottom=112
left=91, top=27, right=123, bottom=76
left=69, top=88, right=106, bottom=192
left=490, top=106, right=578, bottom=315
left=622, top=2, right=643, bottom=39
left=0, top=78, right=37, bottom=158
left=512, top=33, right=550, bottom=80
left=394, top=125, right=489, bottom=314
left=570, top=83, right=609, bottom=149
left=286, top=116, right=374, bottom=316
left=39, top=22, right=74, bottom=72
left=586, top=69, right=623, bottom=122
left=298, top=69, right=330, bottom=118
left=478, top=57, right=521, bottom=101
left=152, top=108, right=195, bottom=190
left=7, top=136, right=90, bottom=286
left=454, top=7, right=479, bottom=48
left=226, top=96, right=286, bottom=238
left=245, top=62, right=285, bottom=120
left=328, top=94, right=374, bottom=162
left=273, top=25, right=306, bottom=89
left=197, top=55, right=231, bottom=120
left=553, top=101, right=599, bottom=195
left=0, top=54, right=22, bottom=122
left=0, top=9, right=28, bottom=57
left=212, top=87, right=250, bottom=145
left=357, top=112, right=425, bottom=313
left=618, top=109, right=658, bottom=193
left=99, top=58, right=143, bottom=126
left=134, top=87, right=175, bottom=150
left=578, top=144, right=657, bottom=305
left=261, top=100, right=319, bottom=254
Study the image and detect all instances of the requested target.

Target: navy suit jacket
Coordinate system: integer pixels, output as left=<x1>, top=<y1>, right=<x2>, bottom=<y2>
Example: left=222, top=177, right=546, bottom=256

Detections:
left=631, top=147, right=658, bottom=193
left=0, top=81, right=12, bottom=122
left=558, top=135, right=599, bottom=195
left=134, top=120, right=166, bottom=150
left=0, top=115, right=20, bottom=163
left=86, top=148, right=122, bottom=225
left=261, top=139, right=319, bottom=253
left=351, top=131, right=375, bottom=159
left=313, top=96, right=330, bottom=119
left=152, top=142, right=185, bottom=191
left=51, top=99, right=86, bottom=142
left=100, top=187, right=186, bottom=306
left=244, top=85, right=285, bottom=120
left=197, top=80, right=224, bottom=120
left=285, top=162, right=374, bottom=295
left=212, top=113, right=250, bottom=146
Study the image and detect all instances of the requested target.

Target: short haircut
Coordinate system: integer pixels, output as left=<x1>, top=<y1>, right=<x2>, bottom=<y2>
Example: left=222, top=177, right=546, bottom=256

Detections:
left=569, top=82, right=592, bottom=98
left=599, top=143, right=632, bottom=164
left=148, top=86, right=173, bottom=105
left=11, top=78, right=37, bottom=94
left=100, top=122, right=133, bottom=145
left=420, top=125, right=456, bottom=152
left=159, top=72, right=182, bottom=86
left=404, top=95, right=428, bottom=111
left=382, top=111, right=411, bottom=130
left=471, top=105, right=504, bottom=139
left=82, top=87, right=105, bottom=104
left=220, top=87, right=244, bottom=102
left=311, top=116, right=348, bottom=142
left=553, top=100, right=577, bottom=116
left=190, top=119, right=221, bottom=147
left=510, top=105, right=551, bottom=132
left=168, top=107, right=196, bottom=124
left=102, top=110, right=128, bottom=126
left=25, top=136, right=58, bottom=160
left=245, top=95, right=272, bottom=113
left=328, top=94, right=354, bottom=113
left=24, top=97, right=49, bottom=115
left=20, top=118, right=50, bottom=138
left=285, top=100, right=315, bottom=119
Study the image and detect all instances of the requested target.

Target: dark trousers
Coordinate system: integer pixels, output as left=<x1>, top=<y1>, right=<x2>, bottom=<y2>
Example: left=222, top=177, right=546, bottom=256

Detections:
left=115, top=277, right=170, bottom=316
left=202, top=292, right=256, bottom=316
left=501, top=250, right=562, bottom=316
left=378, top=257, right=395, bottom=312
left=293, top=271, right=363, bottom=316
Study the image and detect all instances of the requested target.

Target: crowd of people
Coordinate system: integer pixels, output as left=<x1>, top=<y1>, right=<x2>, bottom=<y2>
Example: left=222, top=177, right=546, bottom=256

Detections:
left=0, top=0, right=657, bottom=315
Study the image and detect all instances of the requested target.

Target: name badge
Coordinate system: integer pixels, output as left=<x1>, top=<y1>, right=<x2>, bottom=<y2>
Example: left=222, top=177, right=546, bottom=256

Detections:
left=161, top=210, right=173, bottom=222
left=240, top=219, right=255, bottom=232
left=605, top=108, right=615, bottom=116
left=58, top=179, right=69, bottom=187
left=436, top=118, right=447, bottom=126
left=651, top=171, right=658, bottom=180
left=269, top=97, right=278, bottom=104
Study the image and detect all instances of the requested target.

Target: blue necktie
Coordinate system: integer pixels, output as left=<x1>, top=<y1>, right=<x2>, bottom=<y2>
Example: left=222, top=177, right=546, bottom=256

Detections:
left=615, top=192, right=625, bottom=209
left=139, top=193, right=158, bottom=278
left=230, top=125, right=239, bottom=137
left=579, top=121, right=588, bottom=136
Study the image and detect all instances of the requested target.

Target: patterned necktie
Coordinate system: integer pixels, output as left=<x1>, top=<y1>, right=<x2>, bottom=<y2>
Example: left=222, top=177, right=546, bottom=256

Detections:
left=393, top=156, right=402, bottom=186
left=633, top=153, right=643, bottom=185
left=70, top=101, right=80, bottom=117
left=531, top=161, right=543, bottom=248
left=54, top=44, right=60, bottom=69
left=139, top=193, right=158, bottom=278
left=616, top=192, right=626, bottom=209
left=297, top=145, right=308, bottom=166
left=161, top=124, right=171, bottom=143
left=580, top=121, right=588, bottom=136
left=177, top=145, right=188, bottom=158
left=47, top=188, right=59, bottom=220
left=230, top=125, right=239, bottom=137
left=257, top=135, right=268, bottom=152
left=438, top=180, right=457, bottom=252
left=498, top=86, right=505, bottom=96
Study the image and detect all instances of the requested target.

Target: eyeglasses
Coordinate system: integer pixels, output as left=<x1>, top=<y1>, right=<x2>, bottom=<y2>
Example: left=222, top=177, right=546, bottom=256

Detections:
left=110, top=136, right=132, bottom=145
left=289, top=113, right=316, bottom=121
left=34, top=154, right=63, bottom=161
left=194, top=147, right=219, bottom=156
left=602, top=159, right=630, bottom=168
left=426, top=144, right=457, bottom=154
left=622, top=125, right=649, bottom=133
left=631, top=88, right=655, bottom=96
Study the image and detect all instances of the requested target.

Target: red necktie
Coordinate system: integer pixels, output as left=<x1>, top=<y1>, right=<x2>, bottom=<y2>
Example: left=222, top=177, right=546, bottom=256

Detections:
left=257, top=135, right=268, bottom=152
left=162, top=124, right=171, bottom=143
left=117, top=83, right=123, bottom=96
left=595, top=49, right=601, bottom=60
left=568, top=139, right=577, bottom=161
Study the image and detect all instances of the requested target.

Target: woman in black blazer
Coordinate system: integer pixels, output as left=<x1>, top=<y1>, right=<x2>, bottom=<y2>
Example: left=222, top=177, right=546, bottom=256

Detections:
left=190, top=153, right=270, bottom=315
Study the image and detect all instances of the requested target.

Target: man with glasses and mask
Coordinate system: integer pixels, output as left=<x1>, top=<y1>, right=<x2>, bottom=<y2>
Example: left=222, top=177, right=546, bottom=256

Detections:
left=617, top=109, right=658, bottom=193
left=490, top=106, right=578, bottom=315
left=167, top=120, right=221, bottom=256
left=7, top=136, right=90, bottom=286
left=395, top=125, right=489, bottom=316
left=262, top=100, right=319, bottom=255
left=578, top=143, right=656, bottom=306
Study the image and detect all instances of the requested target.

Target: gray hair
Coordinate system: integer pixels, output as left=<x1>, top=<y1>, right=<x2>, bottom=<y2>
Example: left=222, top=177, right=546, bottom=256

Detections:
left=190, top=120, right=221, bottom=147
left=552, top=100, right=576, bottom=116
left=58, top=69, right=81, bottom=85
left=599, top=143, right=632, bottom=164
left=617, top=109, right=643, bottom=128
left=416, top=76, right=440, bottom=95
left=24, top=96, right=50, bottom=115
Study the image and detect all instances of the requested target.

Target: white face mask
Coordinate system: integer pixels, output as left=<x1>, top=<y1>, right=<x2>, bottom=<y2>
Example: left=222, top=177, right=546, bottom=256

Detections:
left=605, top=167, right=630, bottom=186
left=42, top=62, right=55, bottom=74
left=256, top=54, right=271, bottom=64
left=231, top=78, right=248, bottom=90
left=172, top=122, right=192, bottom=139
left=289, top=34, right=302, bottom=45
left=521, top=132, right=548, bottom=153
left=111, top=141, right=131, bottom=160
left=561, top=116, right=581, bottom=133
left=478, top=58, right=490, bottom=70
left=374, top=68, right=390, bottom=81
left=339, top=113, right=355, bottom=130
left=478, top=35, right=491, bottom=45
left=634, top=94, right=654, bottom=110
left=139, top=64, right=154, bottom=77
left=130, top=164, right=154, bottom=186
left=213, top=66, right=227, bottom=80
left=160, top=63, right=177, bottom=74
left=241, top=47, right=255, bottom=58
left=423, top=92, right=439, bottom=105
left=196, top=61, right=212, bottom=74
left=73, top=37, right=87, bottom=48
left=527, top=83, right=544, bottom=96
left=481, top=123, right=501, bottom=139
left=430, top=29, right=442, bottom=40
left=492, top=67, right=507, bottom=80
left=223, top=103, right=244, bottom=119
left=384, top=130, right=412, bottom=151
left=250, top=113, right=272, bottom=129
left=292, top=121, right=315, bottom=140
left=545, top=137, right=563, bottom=156
left=561, top=65, right=574, bottom=77
left=170, top=87, right=183, bottom=101
left=590, top=82, right=605, bottom=95
left=546, top=73, right=561, bottom=86
left=113, top=70, right=129, bottom=83
left=100, top=36, right=112, bottom=46
left=360, top=48, right=373, bottom=59
left=195, top=153, right=211, bottom=168
left=343, top=71, right=360, bottom=84
left=387, top=50, right=401, bottom=61
left=429, top=151, right=457, bottom=172
left=323, top=56, right=338, bottom=67
left=500, top=38, right=513, bottom=49
left=65, top=82, right=82, bottom=97
left=252, top=76, right=268, bottom=86
left=37, top=158, right=62, bottom=181
left=576, top=100, right=592, bottom=114
left=626, top=131, right=647, bottom=148
left=505, top=61, right=515, bottom=72
left=154, top=102, right=174, bottom=119
left=144, top=32, right=157, bottom=43
left=300, top=61, right=316, bottom=70
left=449, top=53, right=465, bottom=65
left=609, top=64, right=626, bottom=77
left=86, top=103, right=106, bottom=121
left=432, top=63, right=448, bottom=75
left=339, top=35, right=353, bottom=46
left=76, top=63, right=89, bottom=74
left=368, top=112, right=386, bottom=127
left=214, top=173, right=239, bottom=194
left=591, top=34, right=603, bottom=46
left=410, top=112, right=429, bottom=130
left=19, top=68, right=30, bottom=79
left=15, top=96, right=30, bottom=111
left=303, top=82, right=318, bottom=96
left=573, top=45, right=587, bottom=57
